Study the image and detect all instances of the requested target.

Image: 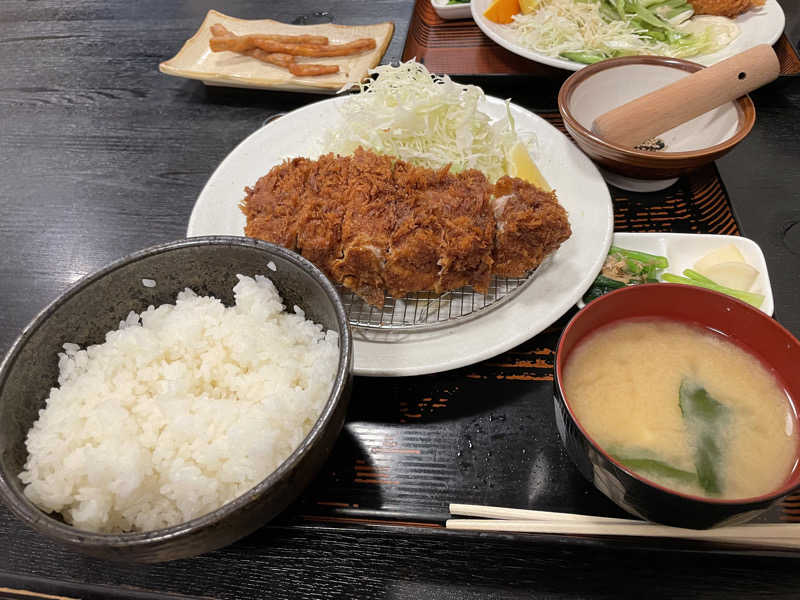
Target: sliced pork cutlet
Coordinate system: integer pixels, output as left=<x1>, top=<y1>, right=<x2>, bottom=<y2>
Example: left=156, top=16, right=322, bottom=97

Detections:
left=294, top=153, right=351, bottom=278
left=241, top=157, right=313, bottom=250
left=331, top=149, right=397, bottom=307
left=492, top=176, right=572, bottom=277
left=431, top=169, right=494, bottom=295
left=384, top=161, right=444, bottom=298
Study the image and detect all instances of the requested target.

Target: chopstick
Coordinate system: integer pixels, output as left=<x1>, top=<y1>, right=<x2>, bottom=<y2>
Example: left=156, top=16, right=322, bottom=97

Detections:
left=450, top=503, right=639, bottom=524
left=447, top=504, right=800, bottom=549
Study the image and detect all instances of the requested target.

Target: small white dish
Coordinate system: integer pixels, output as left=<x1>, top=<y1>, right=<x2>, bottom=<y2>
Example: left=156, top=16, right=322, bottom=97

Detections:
left=431, top=0, right=473, bottom=20
left=577, top=232, right=774, bottom=315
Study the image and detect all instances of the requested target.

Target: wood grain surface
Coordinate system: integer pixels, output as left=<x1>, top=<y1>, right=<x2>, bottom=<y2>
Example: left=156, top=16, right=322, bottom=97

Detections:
left=2, top=1, right=800, bottom=599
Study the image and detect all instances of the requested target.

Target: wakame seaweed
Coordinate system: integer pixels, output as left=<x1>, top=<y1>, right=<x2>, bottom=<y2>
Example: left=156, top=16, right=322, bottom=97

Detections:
left=612, top=454, right=697, bottom=486
left=678, top=380, right=730, bottom=495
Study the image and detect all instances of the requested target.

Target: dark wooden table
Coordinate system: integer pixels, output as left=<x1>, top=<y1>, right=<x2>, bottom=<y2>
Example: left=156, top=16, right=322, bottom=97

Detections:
left=2, top=2, right=800, bottom=598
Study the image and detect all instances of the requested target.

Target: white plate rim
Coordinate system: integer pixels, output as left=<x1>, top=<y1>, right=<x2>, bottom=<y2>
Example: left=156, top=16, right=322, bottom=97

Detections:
left=187, top=95, right=614, bottom=376
left=470, top=0, right=786, bottom=72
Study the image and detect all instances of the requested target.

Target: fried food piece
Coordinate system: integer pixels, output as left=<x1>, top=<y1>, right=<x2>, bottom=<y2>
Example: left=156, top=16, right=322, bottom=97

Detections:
left=241, top=157, right=314, bottom=250
left=492, top=176, right=571, bottom=277
left=331, top=149, right=397, bottom=306
left=384, top=162, right=443, bottom=298
left=239, top=49, right=340, bottom=76
left=209, top=24, right=350, bottom=76
left=210, top=33, right=376, bottom=57
left=242, top=150, right=572, bottom=307
left=295, top=154, right=352, bottom=277
left=209, top=24, right=329, bottom=46
left=433, top=169, right=494, bottom=294
left=289, top=63, right=340, bottom=76
left=244, top=49, right=295, bottom=69
left=689, top=0, right=764, bottom=18
left=388, top=165, right=494, bottom=295
left=253, top=37, right=376, bottom=57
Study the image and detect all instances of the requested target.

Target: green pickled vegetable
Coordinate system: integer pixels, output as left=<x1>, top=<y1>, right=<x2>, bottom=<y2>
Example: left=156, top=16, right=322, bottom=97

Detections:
left=582, top=245, right=669, bottom=303
left=582, top=274, right=627, bottom=302
left=679, top=380, right=730, bottom=495
left=609, top=246, right=669, bottom=269
left=682, top=268, right=717, bottom=286
left=660, top=273, right=765, bottom=308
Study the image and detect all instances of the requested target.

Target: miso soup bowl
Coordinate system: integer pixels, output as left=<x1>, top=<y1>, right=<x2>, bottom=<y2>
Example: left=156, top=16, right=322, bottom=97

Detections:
left=553, top=283, right=800, bottom=529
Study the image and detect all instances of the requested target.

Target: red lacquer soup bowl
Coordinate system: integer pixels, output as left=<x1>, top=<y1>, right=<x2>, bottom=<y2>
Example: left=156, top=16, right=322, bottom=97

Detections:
left=553, top=283, right=800, bottom=529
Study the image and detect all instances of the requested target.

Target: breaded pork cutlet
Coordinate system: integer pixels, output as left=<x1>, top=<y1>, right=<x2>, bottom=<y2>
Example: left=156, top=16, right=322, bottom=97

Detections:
left=295, top=153, right=352, bottom=277
left=386, top=164, right=494, bottom=296
left=331, top=148, right=397, bottom=306
left=689, top=0, right=764, bottom=18
left=384, top=162, right=443, bottom=298
left=433, top=168, right=494, bottom=294
left=492, top=176, right=572, bottom=277
left=241, top=157, right=313, bottom=250
left=242, top=149, right=572, bottom=307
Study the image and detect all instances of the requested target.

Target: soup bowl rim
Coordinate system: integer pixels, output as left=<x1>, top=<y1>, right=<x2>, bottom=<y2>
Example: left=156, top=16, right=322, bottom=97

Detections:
left=554, top=282, right=800, bottom=507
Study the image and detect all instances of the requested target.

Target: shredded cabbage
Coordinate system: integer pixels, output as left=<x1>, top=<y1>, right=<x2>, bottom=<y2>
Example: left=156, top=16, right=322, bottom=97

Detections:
left=510, top=0, right=739, bottom=62
left=323, top=61, right=519, bottom=182
left=512, top=0, right=658, bottom=58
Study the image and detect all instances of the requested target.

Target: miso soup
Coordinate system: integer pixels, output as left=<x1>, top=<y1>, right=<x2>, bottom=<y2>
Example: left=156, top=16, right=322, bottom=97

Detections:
left=562, top=319, right=798, bottom=500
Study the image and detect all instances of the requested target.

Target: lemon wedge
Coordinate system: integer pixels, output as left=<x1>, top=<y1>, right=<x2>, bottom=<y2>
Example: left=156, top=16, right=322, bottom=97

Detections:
left=507, top=141, right=551, bottom=191
left=519, top=0, right=541, bottom=14
left=483, top=0, right=521, bottom=24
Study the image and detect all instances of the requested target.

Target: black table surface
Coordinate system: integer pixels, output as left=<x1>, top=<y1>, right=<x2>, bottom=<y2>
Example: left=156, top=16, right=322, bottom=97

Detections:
left=2, top=2, right=800, bottom=599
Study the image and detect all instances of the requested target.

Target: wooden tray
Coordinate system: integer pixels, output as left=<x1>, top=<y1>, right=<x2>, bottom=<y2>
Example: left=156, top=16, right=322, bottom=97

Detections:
left=274, top=112, right=799, bottom=550
left=402, top=0, right=800, bottom=77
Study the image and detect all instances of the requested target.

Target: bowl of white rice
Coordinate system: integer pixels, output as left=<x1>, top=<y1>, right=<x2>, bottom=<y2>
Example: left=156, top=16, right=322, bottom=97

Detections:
left=0, top=236, right=352, bottom=562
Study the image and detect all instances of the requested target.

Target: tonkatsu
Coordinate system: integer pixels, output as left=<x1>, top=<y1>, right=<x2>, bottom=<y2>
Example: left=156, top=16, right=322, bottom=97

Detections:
left=241, top=148, right=571, bottom=306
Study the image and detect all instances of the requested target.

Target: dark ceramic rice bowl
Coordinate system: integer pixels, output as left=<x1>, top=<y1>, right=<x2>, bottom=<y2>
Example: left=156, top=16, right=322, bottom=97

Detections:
left=0, top=236, right=352, bottom=562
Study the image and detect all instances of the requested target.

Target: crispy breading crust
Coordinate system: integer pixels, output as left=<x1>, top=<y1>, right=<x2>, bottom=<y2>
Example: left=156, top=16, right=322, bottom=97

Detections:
left=241, top=149, right=571, bottom=307
left=689, top=0, right=764, bottom=18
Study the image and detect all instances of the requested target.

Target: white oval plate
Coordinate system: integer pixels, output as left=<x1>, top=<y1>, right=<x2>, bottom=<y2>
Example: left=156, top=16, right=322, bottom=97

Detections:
left=471, top=0, right=785, bottom=72
left=187, top=95, right=613, bottom=376
left=577, top=232, right=774, bottom=315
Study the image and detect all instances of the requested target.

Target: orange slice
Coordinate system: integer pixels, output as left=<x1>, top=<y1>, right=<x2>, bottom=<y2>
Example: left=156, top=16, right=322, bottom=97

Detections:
left=483, top=0, right=521, bottom=24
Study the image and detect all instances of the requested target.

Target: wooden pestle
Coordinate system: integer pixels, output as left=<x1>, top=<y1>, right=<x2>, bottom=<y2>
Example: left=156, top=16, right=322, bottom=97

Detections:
left=592, top=45, right=779, bottom=149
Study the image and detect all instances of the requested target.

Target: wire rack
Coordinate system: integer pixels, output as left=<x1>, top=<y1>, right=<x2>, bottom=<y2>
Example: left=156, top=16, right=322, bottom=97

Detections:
left=339, top=272, right=535, bottom=331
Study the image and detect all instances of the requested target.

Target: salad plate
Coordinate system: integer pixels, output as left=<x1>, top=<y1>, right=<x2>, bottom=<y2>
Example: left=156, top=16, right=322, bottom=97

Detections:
left=187, top=95, right=614, bottom=376
left=471, top=0, right=785, bottom=72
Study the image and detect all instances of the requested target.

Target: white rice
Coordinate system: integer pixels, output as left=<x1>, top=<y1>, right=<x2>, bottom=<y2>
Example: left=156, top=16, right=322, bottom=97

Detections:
left=19, top=274, right=339, bottom=533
